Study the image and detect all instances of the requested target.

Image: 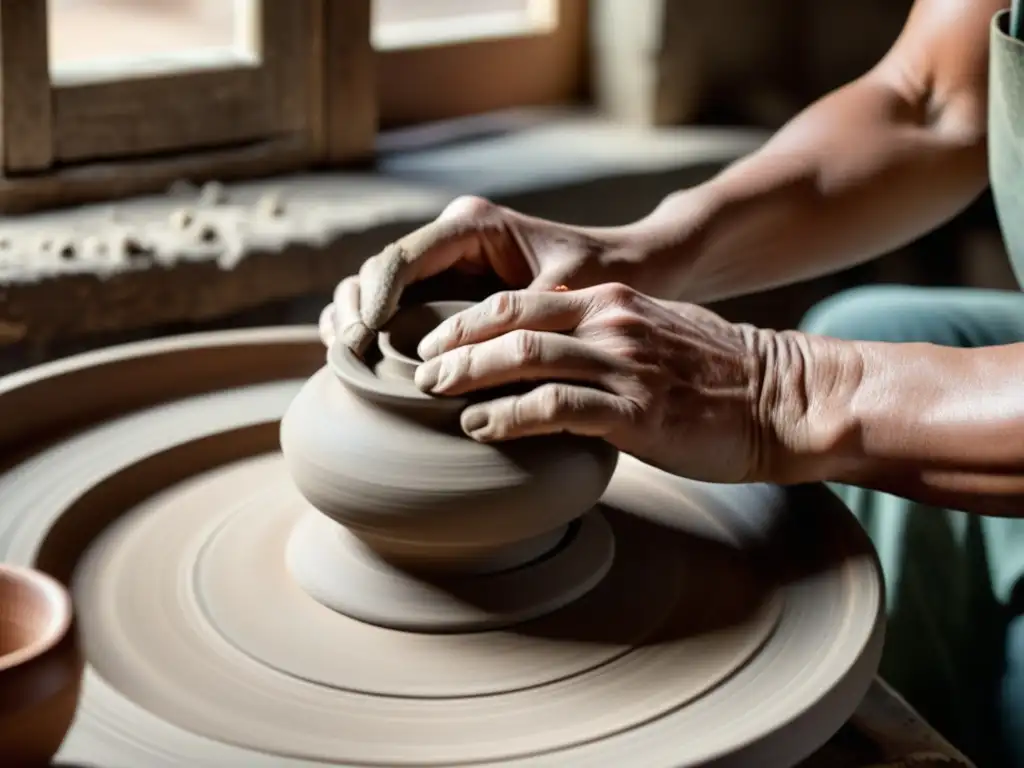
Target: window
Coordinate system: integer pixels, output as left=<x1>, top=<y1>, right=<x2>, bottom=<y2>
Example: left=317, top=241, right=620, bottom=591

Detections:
left=376, top=0, right=587, bottom=127
left=0, top=0, right=587, bottom=213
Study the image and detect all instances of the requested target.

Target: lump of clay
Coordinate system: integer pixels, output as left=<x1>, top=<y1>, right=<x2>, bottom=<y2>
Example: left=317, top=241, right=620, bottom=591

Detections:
left=280, top=300, right=619, bottom=569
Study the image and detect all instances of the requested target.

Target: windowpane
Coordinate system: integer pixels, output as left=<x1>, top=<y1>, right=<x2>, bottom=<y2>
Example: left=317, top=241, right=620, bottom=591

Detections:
left=374, top=0, right=531, bottom=27
left=48, top=0, right=258, bottom=79
left=372, top=0, right=552, bottom=49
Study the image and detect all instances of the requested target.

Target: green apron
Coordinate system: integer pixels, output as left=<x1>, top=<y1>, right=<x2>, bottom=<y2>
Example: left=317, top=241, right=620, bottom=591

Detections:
left=795, top=12, right=1024, bottom=766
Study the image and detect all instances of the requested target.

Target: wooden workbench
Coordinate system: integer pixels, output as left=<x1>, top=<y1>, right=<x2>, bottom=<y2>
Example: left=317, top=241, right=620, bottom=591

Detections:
left=805, top=677, right=972, bottom=767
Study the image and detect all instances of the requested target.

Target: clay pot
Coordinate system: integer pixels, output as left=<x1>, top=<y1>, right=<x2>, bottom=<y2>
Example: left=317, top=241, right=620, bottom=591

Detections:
left=280, top=300, right=619, bottom=569
left=0, top=564, right=83, bottom=766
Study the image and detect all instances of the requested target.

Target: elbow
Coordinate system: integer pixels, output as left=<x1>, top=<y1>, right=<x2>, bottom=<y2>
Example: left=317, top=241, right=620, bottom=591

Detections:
left=930, top=98, right=988, bottom=158
left=940, top=117, right=990, bottom=201
left=918, top=78, right=990, bottom=178
left=895, top=89, right=991, bottom=202
left=931, top=111, right=989, bottom=197
left=873, top=62, right=990, bottom=181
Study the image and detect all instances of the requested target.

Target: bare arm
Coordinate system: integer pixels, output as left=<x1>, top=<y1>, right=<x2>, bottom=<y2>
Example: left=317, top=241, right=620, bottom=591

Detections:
left=657, top=0, right=1024, bottom=516
left=623, top=0, right=1024, bottom=516
left=629, top=0, right=1006, bottom=304
left=773, top=335, right=1024, bottom=517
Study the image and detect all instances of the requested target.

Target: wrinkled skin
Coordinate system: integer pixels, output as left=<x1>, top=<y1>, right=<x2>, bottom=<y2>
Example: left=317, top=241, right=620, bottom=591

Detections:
left=411, top=284, right=769, bottom=484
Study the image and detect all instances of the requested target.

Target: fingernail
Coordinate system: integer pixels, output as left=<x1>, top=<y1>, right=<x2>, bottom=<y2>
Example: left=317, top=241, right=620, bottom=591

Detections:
left=417, top=328, right=444, bottom=359
left=414, top=359, right=441, bottom=392
left=461, top=408, right=490, bottom=437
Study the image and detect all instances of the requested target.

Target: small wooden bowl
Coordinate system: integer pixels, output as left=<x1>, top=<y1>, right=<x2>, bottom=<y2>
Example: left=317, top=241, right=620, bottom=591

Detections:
left=0, top=564, right=83, bottom=766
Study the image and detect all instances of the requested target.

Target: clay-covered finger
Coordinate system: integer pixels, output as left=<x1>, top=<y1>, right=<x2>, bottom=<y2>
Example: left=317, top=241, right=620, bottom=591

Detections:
left=417, top=290, right=589, bottom=359
left=357, top=215, right=486, bottom=332
left=332, top=277, right=374, bottom=356
left=459, top=383, right=629, bottom=441
left=414, top=330, right=615, bottom=395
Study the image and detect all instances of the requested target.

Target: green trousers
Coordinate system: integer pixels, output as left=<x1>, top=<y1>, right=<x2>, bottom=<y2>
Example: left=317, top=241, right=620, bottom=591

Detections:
left=800, top=285, right=1024, bottom=768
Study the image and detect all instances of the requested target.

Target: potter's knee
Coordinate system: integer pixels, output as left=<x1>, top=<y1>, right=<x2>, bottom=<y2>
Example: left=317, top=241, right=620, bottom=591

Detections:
left=799, top=285, right=937, bottom=344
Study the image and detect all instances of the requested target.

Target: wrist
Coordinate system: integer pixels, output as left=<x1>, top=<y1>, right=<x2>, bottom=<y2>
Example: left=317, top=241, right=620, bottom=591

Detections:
left=750, top=329, right=866, bottom=484
left=621, top=185, right=722, bottom=300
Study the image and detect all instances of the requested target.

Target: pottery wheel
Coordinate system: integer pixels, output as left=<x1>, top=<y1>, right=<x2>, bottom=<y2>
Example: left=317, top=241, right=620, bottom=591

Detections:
left=0, top=328, right=885, bottom=767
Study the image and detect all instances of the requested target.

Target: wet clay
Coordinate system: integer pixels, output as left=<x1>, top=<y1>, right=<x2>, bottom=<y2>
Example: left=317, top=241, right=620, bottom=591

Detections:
left=0, top=324, right=885, bottom=767
left=280, top=301, right=620, bottom=631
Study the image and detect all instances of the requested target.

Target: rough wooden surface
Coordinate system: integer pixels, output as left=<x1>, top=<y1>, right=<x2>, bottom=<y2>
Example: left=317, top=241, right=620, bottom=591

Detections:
left=317, top=0, right=377, bottom=162
left=0, top=175, right=445, bottom=347
left=0, top=135, right=311, bottom=216
left=0, top=0, right=51, bottom=172
left=804, top=678, right=974, bottom=767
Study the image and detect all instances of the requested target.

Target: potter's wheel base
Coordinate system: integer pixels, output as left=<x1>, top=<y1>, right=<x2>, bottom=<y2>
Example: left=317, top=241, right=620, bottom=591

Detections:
left=285, top=507, right=617, bottom=633
left=70, top=453, right=793, bottom=764
left=0, top=329, right=886, bottom=768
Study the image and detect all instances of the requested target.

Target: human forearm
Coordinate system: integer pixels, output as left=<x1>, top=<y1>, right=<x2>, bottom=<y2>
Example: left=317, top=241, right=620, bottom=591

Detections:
left=770, top=335, right=1024, bottom=516
left=629, top=73, right=988, bottom=304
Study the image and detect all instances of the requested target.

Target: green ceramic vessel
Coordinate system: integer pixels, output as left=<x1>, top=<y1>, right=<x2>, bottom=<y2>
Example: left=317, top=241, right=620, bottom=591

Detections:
left=991, top=10, right=1024, bottom=284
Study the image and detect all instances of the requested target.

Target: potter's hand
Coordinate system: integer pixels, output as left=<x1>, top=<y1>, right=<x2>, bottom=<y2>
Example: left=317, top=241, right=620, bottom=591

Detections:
left=320, top=196, right=647, bottom=355
left=411, top=284, right=809, bottom=484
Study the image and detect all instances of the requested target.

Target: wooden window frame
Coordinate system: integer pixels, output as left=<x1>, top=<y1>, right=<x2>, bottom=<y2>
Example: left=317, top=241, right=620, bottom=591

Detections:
left=377, top=0, right=589, bottom=127
left=0, top=0, right=587, bottom=214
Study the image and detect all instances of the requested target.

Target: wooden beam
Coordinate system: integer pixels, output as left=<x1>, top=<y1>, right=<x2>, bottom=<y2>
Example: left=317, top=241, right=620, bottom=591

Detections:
left=49, top=3, right=319, bottom=165
left=0, top=136, right=308, bottom=215
left=0, top=0, right=52, bottom=173
left=321, top=0, right=376, bottom=163
left=261, top=0, right=317, bottom=139
left=53, top=65, right=273, bottom=163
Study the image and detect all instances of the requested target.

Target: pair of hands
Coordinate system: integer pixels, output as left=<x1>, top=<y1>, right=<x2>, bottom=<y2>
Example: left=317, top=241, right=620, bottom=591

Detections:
left=320, top=196, right=802, bottom=485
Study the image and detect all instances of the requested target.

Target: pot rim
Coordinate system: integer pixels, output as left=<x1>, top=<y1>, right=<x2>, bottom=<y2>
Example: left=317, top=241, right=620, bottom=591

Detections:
left=993, top=8, right=1022, bottom=46
left=328, top=301, right=473, bottom=414
left=0, top=564, right=74, bottom=673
